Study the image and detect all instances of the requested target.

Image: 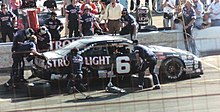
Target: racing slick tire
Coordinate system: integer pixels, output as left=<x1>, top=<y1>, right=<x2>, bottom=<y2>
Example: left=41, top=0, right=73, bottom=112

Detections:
left=26, top=82, right=51, bottom=97
left=159, top=58, right=184, bottom=83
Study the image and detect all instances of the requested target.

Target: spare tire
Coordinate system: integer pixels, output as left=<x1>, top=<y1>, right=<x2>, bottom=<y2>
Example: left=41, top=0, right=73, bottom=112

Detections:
left=27, top=82, right=51, bottom=97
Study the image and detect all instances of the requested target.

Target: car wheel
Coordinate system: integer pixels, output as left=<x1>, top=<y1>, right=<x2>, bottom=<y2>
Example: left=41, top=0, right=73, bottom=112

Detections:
left=160, top=58, right=184, bottom=82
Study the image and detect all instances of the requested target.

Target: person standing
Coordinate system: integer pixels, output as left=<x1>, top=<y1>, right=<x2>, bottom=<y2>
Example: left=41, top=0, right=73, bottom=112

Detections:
left=79, top=4, right=102, bottom=36
left=193, top=0, right=204, bottom=28
left=66, top=0, right=81, bottom=37
left=9, top=0, right=22, bottom=17
left=0, top=3, right=16, bottom=42
left=104, top=0, right=123, bottom=35
left=208, top=0, right=220, bottom=26
left=35, top=26, right=52, bottom=52
left=182, top=0, right=197, bottom=54
left=161, top=0, right=176, bottom=28
left=5, top=28, right=35, bottom=87
left=133, top=40, right=161, bottom=90
left=45, top=12, right=64, bottom=41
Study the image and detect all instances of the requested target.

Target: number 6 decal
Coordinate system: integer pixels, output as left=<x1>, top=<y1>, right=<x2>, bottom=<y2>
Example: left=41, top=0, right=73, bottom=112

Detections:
left=116, top=56, right=130, bottom=74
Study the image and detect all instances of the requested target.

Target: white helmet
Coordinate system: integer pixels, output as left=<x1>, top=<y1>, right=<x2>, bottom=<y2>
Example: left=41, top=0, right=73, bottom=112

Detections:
left=25, top=28, right=35, bottom=38
left=40, top=26, right=47, bottom=35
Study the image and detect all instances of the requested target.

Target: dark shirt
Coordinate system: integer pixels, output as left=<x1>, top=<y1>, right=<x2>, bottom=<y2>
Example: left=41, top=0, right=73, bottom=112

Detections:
left=0, top=11, right=15, bottom=29
left=182, top=6, right=196, bottom=26
left=80, top=13, right=94, bottom=31
left=12, top=30, right=27, bottom=52
left=66, top=4, right=80, bottom=23
left=134, top=44, right=156, bottom=59
left=45, top=18, right=63, bottom=31
left=70, top=54, right=83, bottom=74
left=43, top=0, right=57, bottom=9
left=121, top=14, right=137, bottom=26
left=35, top=30, right=51, bottom=51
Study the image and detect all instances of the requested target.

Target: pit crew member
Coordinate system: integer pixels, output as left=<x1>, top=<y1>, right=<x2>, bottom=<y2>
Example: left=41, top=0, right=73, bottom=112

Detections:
left=0, top=3, right=16, bottom=42
left=35, top=26, right=52, bottom=52
left=120, top=8, right=138, bottom=41
left=45, top=12, right=64, bottom=41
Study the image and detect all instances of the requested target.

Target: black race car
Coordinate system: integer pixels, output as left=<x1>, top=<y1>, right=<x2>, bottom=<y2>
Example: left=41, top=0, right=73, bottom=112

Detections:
left=32, top=36, right=203, bottom=84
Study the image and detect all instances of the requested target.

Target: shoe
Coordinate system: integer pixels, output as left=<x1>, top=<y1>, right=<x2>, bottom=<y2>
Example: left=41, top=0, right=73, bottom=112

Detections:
left=138, top=85, right=143, bottom=90
left=153, top=85, right=161, bottom=90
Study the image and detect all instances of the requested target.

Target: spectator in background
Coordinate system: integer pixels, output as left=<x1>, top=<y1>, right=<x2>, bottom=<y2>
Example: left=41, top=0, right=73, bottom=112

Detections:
left=197, top=11, right=211, bottom=29
left=171, top=15, right=184, bottom=30
left=79, top=4, right=102, bottom=36
left=208, top=0, right=220, bottom=26
left=66, top=0, right=81, bottom=37
left=9, top=0, right=22, bottom=17
left=182, top=0, right=197, bottom=55
left=81, top=0, right=99, bottom=15
left=45, top=12, right=64, bottom=41
left=161, top=0, right=176, bottom=28
left=43, top=0, right=57, bottom=12
left=193, top=0, right=204, bottom=28
left=63, top=0, right=72, bottom=37
left=35, top=26, right=52, bottom=52
left=0, top=3, right=16, bottom=42
left=104, top=0, right=123, bottom=35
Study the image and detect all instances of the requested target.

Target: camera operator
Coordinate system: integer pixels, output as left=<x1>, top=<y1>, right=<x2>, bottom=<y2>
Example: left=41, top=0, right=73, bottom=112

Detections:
left=45, top=12, right=64, bottom=41
left=120, top=8, right=138, bottom=40
left=35, top=26, right=52, bottom=52
left=67, top=47, right=84, bottom=94
left=133, top=40, right=161, bottom=90
left=0, top=3, right=16, bottom=42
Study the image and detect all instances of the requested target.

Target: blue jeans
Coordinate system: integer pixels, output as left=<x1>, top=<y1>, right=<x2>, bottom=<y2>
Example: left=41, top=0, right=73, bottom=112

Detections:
left=211, top=19, right=220, bottom=26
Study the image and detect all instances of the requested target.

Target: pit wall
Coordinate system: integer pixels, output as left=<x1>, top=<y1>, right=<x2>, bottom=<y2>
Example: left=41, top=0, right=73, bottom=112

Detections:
left=1, top=26, right=220, bottom=70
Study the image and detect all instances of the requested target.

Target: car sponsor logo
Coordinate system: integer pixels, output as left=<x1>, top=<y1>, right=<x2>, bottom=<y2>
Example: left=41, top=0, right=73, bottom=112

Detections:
left=84, top=56, right=111, bottom=65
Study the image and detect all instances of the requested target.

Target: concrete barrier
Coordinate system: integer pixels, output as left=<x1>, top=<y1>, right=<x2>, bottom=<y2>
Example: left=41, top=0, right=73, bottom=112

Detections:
left=1, top=27, right=220, bottom=70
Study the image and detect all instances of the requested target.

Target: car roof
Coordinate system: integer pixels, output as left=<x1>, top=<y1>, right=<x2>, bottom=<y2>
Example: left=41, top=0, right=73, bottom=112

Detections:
left=76, top=35, right=133, bottom=45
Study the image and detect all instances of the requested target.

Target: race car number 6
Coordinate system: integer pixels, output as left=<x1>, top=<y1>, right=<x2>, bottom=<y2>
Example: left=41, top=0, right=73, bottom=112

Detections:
left=116, top=56, right=130, bottom=74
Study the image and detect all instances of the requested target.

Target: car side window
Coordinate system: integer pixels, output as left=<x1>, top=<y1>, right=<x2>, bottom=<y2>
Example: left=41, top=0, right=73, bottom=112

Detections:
left=85, top=44, right=108, bottom=56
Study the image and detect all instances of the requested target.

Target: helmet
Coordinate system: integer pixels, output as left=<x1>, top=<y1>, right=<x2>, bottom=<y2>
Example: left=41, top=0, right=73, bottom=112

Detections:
left=40, top=26, right=47, bottom=34
left=71, top=47, right=79, bottom=53
left=25, top=28, right=35, bottom=38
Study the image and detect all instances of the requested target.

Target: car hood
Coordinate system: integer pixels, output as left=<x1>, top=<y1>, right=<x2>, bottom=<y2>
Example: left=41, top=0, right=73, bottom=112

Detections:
left=148, top=45, right=192, bottom=55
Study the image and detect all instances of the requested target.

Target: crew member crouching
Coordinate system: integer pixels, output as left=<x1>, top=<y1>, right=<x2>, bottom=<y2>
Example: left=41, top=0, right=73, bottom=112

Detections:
left=120, top=8, right=138, bottom=40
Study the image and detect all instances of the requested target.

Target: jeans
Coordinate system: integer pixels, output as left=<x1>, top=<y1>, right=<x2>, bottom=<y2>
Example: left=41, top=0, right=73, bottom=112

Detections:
left=211, top=19, right=220, bottom=26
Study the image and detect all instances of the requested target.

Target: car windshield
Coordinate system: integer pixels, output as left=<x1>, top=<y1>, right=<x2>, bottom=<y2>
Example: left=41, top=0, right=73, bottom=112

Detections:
left=53, top=41, right=86, bottom=55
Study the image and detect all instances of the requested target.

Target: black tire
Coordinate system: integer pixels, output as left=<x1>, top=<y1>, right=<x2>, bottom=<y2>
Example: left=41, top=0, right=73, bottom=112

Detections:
left=160, top=58, right=184, bottom=82
left=27, top=82, right=51, bottom=97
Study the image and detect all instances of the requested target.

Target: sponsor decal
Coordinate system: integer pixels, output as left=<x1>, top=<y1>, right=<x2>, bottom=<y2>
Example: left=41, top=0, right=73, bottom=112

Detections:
left=84, top=56, right=111, bottom=65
